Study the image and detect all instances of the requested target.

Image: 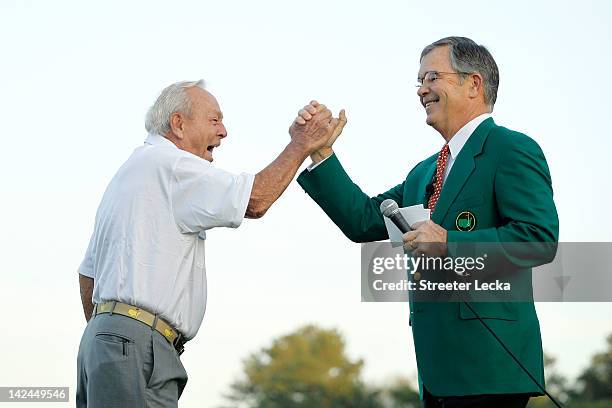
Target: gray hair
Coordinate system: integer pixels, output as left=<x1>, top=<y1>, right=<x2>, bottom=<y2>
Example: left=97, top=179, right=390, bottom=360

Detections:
left=421, top=37, right=499, bottom=108
left=145, top=79, right=206, bottom=135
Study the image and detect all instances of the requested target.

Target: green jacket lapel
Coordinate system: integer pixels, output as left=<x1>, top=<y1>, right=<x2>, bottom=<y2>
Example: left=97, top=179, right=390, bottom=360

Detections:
left=431, top=118, right=496, bottom=224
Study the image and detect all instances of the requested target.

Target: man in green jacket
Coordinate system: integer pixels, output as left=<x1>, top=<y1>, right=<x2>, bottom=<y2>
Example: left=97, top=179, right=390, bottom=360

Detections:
left=294, top=37, right=559, bottom=407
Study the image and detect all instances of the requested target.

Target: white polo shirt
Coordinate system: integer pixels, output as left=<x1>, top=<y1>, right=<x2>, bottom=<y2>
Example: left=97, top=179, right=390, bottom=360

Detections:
left=79, top=134, right=254, bottom=339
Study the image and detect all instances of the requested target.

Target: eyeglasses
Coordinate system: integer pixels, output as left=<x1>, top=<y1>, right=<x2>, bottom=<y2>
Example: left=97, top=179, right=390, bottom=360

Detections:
left=415, top=71, right=470, bottom=88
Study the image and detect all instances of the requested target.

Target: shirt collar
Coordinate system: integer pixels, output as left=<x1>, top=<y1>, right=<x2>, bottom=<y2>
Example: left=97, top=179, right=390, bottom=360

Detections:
left=144, top=133, right=178, bottom=149
left=447, top=113, right=492, bottom=159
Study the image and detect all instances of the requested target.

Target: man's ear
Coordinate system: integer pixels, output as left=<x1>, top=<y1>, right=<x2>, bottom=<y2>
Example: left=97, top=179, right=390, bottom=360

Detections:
left=169, top=112, right=185, bottom=139
left=468, top=73, right=484, bottom=100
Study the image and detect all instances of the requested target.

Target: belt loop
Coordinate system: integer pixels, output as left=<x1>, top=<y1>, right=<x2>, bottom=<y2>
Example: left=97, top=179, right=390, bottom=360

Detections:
left=109, top=301, right=117, bottom=315
left=92, top=303, right=98, bottom=318
left=151, top=315, right=159, bottom=331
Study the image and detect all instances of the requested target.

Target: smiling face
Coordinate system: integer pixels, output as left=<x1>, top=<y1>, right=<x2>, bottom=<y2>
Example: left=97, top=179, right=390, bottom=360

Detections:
left=417, top=46, right=474, bottom=140
left=176, top=87, right=227, bottom=162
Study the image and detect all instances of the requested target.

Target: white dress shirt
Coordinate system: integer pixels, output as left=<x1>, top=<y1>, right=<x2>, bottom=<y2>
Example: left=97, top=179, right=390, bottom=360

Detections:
left=79, top=134, right=254, bottom=339
left=441, top=113, right=491, bottom=185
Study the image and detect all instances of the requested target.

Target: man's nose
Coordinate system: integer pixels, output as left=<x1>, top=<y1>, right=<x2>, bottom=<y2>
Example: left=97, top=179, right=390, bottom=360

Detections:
left=417, top=84, right=428, bottom=99
left=219, top=124, right=227, bottom=138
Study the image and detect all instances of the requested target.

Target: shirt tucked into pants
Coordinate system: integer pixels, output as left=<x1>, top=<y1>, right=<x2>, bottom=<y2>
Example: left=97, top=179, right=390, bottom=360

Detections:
left=76, top=313, right=188, bottom=408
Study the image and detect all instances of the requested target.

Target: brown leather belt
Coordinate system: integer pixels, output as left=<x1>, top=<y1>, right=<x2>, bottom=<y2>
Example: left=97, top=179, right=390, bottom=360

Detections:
left=92, top=301, right=186, bottom=355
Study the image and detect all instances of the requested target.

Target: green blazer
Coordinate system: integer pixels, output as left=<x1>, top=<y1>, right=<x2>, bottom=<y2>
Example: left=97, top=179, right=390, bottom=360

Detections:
left=297, top=118, right=559, bottom=397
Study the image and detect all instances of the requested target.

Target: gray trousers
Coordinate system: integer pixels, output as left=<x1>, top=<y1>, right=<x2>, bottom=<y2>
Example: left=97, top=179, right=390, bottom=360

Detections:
left=76, top=313, right=188, bottom=408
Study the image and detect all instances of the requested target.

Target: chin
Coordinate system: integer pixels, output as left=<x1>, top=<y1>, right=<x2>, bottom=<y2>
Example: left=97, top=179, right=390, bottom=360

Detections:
left=425, top=115, right=436, bottom=127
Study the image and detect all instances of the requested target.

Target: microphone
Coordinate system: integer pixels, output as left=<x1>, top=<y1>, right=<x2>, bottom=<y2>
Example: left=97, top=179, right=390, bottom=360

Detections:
left=380, top=199, right=412, bottom=233
left=381, top=194, right=561, bottom=408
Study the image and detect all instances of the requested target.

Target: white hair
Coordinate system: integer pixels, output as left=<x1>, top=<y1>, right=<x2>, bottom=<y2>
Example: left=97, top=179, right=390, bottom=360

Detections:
left=145, top=79, right=206, bottom=136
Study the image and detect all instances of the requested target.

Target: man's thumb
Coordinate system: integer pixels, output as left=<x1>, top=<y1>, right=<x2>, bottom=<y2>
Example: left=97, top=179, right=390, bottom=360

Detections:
left=329, top=117, right=340, bottom=130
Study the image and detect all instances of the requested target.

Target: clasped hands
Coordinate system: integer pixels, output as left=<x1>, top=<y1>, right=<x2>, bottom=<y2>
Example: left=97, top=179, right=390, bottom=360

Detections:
left=293, top=101, right=448, bottom=258
left=289, top=100, right=347, bottom=163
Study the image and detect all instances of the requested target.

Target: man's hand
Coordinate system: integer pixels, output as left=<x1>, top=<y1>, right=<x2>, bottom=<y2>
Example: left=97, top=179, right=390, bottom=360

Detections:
left=289, top=102, right=338, bottom=155
left=294, top=100, right=347, bottom=163
left=402, top=220, right=448, bottom=258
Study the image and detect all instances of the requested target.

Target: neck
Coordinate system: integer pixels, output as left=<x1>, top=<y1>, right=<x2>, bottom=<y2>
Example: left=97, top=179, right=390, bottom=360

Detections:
left=164, top=133, right=201, bottom=158
left=164, top=132, right=180, bottom=147
left=440, top=107, right=490, bottom=142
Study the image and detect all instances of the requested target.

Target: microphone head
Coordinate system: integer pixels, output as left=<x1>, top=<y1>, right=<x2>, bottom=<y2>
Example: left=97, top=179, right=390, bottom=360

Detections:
left=380, top=199, right=399, bottom=218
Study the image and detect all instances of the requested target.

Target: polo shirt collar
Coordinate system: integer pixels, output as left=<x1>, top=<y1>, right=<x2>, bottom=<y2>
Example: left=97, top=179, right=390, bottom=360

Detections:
left=145, top=133, right=178, bottom=149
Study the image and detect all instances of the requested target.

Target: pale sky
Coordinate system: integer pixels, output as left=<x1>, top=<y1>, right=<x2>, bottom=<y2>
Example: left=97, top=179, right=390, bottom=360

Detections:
left=1, top=1, right=611, bottom=407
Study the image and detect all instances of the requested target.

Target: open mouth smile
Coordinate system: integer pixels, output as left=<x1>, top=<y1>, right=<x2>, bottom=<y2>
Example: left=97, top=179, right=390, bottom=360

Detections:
left=207, top=143, right=220, bottom=153
left=424, top=99, right=439, bottom=109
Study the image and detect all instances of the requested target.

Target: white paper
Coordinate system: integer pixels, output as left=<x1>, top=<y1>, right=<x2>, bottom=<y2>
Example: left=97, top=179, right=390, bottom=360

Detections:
left=383, top=204, right=431, bottom=244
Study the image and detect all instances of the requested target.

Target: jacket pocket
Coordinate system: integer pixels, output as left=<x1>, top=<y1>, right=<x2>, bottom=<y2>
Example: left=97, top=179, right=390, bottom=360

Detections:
left=459, top=302, right=518, bottom=321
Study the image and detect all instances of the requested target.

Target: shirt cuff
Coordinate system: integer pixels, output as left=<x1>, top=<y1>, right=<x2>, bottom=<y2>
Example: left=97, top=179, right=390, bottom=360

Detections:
left=307, top=153, right=334, bottom=171
left=234, top=172, right=255, bottom=227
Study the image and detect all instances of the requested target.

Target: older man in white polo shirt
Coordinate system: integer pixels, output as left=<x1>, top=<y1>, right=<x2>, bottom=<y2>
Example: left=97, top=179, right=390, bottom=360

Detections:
left=76, top=80, right=342, bottom=407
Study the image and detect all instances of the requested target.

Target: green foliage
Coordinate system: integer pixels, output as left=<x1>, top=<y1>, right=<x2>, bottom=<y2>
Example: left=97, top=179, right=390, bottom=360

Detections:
left=224, top=325, right=612, bottom=408
left=574, top=334, right=612, bottom=401
left=382, top=378, right=420, bottom=408
left=566, top=401, right=612, bottom=408
left=529, top=335, right=612, bottom=408
left=224, top=325, right=381, bottom=408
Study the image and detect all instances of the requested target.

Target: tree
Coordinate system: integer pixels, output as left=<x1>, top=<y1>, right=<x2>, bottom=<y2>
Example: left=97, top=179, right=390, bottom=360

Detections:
left=381, top=377, right=420, bottom=408
left=223, top=325, right=382, bottom=408
left=572, top=333, right=612, bottom=405
left=529, top=335, right=612, bottom=408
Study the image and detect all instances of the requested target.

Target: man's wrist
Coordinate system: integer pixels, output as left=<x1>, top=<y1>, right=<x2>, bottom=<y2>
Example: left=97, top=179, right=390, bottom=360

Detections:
left=310, top=147, right=334, bottom=164
left=287, top=140, right=314, bottom=160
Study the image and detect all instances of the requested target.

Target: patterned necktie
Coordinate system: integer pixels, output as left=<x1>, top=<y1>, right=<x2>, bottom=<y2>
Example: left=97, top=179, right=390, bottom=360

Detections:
left=428, top=144, right=450, bottom=215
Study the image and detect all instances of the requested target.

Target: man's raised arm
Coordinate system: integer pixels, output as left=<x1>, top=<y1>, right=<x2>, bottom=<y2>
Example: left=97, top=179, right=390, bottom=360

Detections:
left=245, top=104, right=341, bottom=218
